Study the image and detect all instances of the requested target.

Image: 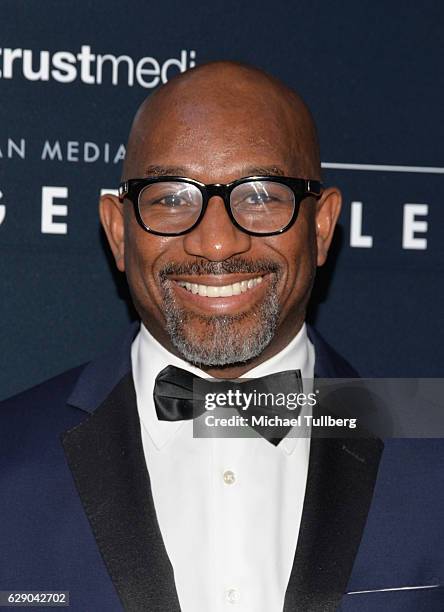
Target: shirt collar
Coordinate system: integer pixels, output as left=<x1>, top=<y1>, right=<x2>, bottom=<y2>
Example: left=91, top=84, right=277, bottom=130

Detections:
left=131, top=322, right=314, bottom=454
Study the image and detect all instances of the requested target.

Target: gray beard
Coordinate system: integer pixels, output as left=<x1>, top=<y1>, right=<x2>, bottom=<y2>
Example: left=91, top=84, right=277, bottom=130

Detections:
left=160, top=275, right=281, bottom=368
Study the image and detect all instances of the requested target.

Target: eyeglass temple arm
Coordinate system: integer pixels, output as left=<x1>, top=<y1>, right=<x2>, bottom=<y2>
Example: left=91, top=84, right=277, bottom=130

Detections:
left=118, top=182, right=129, bottom=201
left=306, top=180, right=323, bottom=197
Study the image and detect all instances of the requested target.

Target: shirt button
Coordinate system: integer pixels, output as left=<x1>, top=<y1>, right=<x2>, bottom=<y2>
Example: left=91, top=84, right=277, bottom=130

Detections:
left=226, top=588, right=240, bottom=604
left=223, top=470, right=236, bottom=485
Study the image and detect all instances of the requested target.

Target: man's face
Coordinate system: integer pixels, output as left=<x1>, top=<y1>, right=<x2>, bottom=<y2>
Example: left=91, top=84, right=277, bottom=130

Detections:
left=101, top=78, right=340, bottom=374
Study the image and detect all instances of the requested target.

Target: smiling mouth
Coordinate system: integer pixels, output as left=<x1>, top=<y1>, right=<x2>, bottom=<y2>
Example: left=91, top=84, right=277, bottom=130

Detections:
left=175, top=275, right=264, bottom=298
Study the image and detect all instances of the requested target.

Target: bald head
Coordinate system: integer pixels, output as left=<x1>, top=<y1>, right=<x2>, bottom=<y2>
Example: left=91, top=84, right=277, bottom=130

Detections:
left=122, top=61, right=321, bottom=181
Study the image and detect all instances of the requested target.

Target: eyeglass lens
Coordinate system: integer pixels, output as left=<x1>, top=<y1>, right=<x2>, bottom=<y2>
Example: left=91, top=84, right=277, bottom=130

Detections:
left=138, top=180, right=296, bottom=234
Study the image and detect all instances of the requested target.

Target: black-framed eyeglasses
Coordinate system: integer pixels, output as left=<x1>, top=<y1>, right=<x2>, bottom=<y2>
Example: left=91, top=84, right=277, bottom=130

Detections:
left=118, top=175, right=323, bottom=237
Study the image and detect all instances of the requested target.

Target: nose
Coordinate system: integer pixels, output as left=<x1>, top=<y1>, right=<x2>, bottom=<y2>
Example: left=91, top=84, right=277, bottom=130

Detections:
left=182, top=195, right=251, bottom=261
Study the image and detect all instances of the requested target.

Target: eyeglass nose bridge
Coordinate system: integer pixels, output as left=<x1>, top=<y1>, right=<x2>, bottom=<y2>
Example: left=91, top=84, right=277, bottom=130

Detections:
left=193, top=183, right=250, bottom=239
left=204, top=183, right=230, bottom=204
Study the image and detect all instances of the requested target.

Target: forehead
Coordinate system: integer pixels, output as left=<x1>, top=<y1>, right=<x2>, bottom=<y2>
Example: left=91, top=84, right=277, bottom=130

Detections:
left=128, top=93, right=298, bottom=182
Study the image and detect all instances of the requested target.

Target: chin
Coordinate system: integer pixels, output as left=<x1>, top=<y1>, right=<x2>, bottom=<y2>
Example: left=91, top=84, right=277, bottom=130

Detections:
left=166, top=308, right=279, bottom=367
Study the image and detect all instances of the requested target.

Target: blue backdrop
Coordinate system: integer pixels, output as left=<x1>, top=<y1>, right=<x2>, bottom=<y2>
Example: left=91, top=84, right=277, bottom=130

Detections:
left=1, top=0, right=443, bottom=400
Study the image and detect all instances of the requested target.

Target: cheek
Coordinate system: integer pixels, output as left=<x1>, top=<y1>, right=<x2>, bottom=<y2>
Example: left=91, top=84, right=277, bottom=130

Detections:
left=123, top=227, right=168, bottom=304
left=275, top=210, right=315, bottom=272
left=126, top=229, right=192, bottom=310
left=269, top=208, right=317, bottom=301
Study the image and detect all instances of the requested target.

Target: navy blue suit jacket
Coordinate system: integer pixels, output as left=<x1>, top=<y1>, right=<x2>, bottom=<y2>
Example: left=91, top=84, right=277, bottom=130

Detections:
left=1, top=324, right=443, bottom=611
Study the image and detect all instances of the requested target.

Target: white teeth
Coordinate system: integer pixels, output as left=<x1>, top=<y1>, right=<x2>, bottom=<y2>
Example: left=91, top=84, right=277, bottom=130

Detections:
left=206, top=286, right=219, bottom=297
left=219, top=284, right=233, bottom=297
left=176, top=276, right=264, bottom=298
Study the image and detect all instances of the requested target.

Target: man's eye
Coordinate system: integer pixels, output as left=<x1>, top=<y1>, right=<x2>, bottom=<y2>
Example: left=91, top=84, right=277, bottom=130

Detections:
left=243, top=193, right=274, bottom=206
left=153, top=194, right=189, bottom=207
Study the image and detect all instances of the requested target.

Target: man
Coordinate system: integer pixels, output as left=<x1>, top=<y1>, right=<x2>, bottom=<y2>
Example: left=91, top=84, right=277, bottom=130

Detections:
left=0, top=62, right=443, bottom=612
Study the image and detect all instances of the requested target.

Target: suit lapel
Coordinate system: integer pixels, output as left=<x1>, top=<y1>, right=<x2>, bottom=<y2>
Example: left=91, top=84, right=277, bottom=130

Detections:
left=283, top=327, right=384, bottom=611
left=283, top=430, right=383, bottom=611
left=62, top=371, right=181, bottom=612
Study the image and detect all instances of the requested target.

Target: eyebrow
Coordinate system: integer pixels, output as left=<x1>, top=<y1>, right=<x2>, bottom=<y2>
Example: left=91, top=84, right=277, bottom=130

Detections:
left=144, top=164, right=287, bottom=179
left=144, top=165, right=188, bottom=177
left=244, top=165, right=286, bottom=177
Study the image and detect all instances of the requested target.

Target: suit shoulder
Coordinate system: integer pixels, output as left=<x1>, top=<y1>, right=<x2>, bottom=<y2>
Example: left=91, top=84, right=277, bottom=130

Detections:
left=0, top=365, right=88, bottom=435
left=307, top=324, right=359, bottom=377
left=1, top=365, right=85, bottom=407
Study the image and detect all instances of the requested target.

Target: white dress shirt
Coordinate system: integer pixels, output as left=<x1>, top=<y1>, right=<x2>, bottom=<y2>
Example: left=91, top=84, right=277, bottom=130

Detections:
left=131, top=322, right=315, bottom=612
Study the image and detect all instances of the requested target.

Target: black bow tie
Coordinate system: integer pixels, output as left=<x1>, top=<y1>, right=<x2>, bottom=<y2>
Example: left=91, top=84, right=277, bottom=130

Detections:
left=153, top=365, right=303, bottom=446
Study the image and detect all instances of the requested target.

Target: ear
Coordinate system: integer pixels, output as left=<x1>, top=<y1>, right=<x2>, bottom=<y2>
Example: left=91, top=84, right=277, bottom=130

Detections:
left=99, top=194, right=126, bottom=272
left=315, top=187, right=342, bottom=266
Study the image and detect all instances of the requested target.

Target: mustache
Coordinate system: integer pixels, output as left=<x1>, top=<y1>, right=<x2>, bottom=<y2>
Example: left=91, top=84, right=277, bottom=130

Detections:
left=159, top=257, right=283, bottom=279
